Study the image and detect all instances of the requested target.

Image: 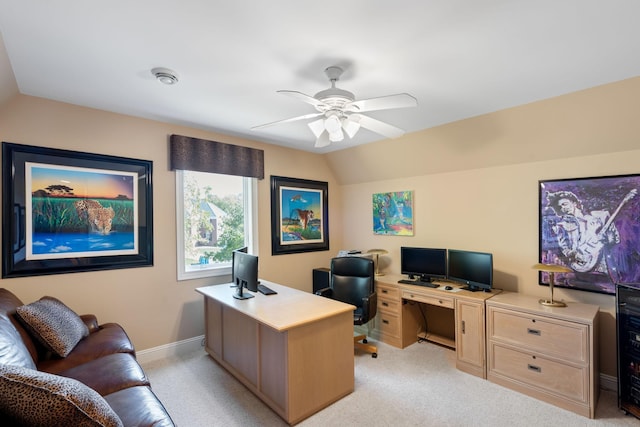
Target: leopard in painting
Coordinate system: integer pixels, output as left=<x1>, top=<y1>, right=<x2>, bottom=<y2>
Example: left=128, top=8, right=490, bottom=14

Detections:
left=74, top=199, right=115, bottom=235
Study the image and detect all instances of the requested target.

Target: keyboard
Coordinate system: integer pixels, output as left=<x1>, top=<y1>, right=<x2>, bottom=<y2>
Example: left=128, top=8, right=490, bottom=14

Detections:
left=258, top=284, right=277, bottom=295
left=398, top=279, right=439, bottom=288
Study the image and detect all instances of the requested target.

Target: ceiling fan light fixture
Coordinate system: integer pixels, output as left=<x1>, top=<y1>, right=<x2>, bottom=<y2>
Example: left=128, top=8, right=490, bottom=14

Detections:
left=324, top=114, right=342, bottom=133
left=342, top=117, right=361, bottom=138
left=329, top=130, right=344, bottom=142
left=151, top=67, right=179, bottom=85
left=307, top=118, right=325, bottom=138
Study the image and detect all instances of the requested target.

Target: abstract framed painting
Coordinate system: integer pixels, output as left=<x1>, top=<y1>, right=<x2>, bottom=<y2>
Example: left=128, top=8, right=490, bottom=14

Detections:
left=372, top=191, right=414, bottom=236
left=270, top=175, right=329, bottom=255
left=539, top=174, right=640, bottom=295
left=2, top=142, right=153, bottom=278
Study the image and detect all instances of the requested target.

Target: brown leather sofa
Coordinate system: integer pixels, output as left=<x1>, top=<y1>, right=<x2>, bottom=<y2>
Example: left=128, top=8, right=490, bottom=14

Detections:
left=0, top=288, right=175, bottom=426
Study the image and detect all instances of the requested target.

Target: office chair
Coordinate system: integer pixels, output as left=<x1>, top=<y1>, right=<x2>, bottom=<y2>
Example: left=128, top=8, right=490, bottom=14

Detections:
left=316, top=256, right=378, bottom=358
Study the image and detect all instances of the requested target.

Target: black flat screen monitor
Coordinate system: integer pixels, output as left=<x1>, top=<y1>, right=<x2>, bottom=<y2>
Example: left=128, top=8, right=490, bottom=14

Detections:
left=400, top=247, right=447, bottom=282
left=233, top=251, right=258, bottom=300
left=447, top=249, right=493, bottom=292
left=231, top=246, right=248, bottom=284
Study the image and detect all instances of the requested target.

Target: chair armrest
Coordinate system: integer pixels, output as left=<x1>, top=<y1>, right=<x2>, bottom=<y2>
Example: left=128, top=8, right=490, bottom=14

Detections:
left=361, top=292, right=377, bottom=322
left=315, top=287, right=333, bottom=297
left=80, top=314, right=100, bottom=333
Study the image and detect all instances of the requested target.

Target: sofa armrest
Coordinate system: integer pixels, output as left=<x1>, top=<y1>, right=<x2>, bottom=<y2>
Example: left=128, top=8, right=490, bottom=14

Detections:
left=80, top=314, right=99, bottom=333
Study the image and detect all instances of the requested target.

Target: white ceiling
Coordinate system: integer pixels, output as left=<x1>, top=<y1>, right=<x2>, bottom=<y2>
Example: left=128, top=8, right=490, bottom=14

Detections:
left=1, top=1, right=640, bottom=153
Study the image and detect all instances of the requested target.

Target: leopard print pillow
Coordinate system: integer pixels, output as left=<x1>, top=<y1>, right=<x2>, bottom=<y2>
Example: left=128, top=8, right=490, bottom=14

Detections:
left=0, top=364, right=123, bottom=427
left=16, top=296, right=89, bottom=357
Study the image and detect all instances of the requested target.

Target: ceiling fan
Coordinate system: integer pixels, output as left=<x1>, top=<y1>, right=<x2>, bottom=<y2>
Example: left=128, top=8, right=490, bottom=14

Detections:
left=252, top=66, right=418, bottom=148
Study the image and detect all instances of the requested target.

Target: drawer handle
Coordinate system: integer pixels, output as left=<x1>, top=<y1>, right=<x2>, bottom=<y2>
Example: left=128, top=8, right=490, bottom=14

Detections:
left=527, top=364, right=541, bottom=373
left=382, top=302, right=389, bottom=307
left=382, top=319, right=390, bottom=324
left=438, top=300, right=443, bottom=304
left=461, top=320, right=466, bottom=334
left=527, top=328, right=541, bottom=336
left=382, top=289, right=388, bottom=294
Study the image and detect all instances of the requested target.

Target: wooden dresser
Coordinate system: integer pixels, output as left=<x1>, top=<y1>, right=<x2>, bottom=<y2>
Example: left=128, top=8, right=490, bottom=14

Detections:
left=486, top=292, right=599, bottom=418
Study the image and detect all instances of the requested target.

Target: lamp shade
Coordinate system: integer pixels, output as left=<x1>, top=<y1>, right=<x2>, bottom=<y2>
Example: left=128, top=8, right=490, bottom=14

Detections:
left=533, top=262, right=571, bottom=307
left=532, top=263, right=572, bottom=273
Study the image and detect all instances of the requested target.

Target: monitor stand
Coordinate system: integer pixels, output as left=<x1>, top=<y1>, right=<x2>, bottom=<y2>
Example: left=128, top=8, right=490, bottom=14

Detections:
left=233, top=282, right=254, bottom=300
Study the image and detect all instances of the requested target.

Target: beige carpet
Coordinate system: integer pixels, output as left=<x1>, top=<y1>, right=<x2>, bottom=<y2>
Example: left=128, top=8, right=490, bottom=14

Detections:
left=142, top=340, right=638, bottom=426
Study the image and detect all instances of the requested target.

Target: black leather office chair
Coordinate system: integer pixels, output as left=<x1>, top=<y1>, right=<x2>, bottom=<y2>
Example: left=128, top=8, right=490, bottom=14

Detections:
left=316, top=256, right=378, bottom=358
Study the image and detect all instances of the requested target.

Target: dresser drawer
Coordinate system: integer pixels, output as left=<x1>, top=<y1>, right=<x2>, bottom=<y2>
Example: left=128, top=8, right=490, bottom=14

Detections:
left=402, top=290, right=454, bottom=309
left=490, top=343, right=588, bottom=403
left=376, top=311, right=401, bottom=337
left=490, top=308, right=588, bottom=363
left=377, top=284, right=400, bottom=300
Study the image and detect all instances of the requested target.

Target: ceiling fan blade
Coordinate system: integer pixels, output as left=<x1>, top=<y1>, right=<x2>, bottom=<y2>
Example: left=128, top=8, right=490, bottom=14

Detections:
left=351, top=113, right=406, bottom=139
left=251, top=112, right=324, bottom=130
left=346, top=93, right=417, bottom=113
left=314, top=131, right=332, bottom=148
left=277, top=90, right=330, bottom=110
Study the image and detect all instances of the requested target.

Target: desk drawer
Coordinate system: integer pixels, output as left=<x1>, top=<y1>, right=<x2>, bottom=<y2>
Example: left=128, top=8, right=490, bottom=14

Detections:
left=402, top=291, right=454, bottom=309
left=490, top=308, right=588, bottom=363
left=378, top=297, right=400, bottom=314
left=377, top=284, right=400, bottom=300
left=490, top=343, right=587, bottom=403
left=376, top=311, right=400, bottom=337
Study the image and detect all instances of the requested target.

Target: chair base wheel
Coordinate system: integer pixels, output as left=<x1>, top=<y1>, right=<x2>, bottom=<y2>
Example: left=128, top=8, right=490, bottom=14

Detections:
left=372, top=353, right=377, bottom=358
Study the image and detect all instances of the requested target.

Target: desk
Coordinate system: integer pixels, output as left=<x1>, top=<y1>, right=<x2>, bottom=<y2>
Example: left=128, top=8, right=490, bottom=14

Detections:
left=372, top=274, right=500, bottom=378
left=196, top=281, right=355, bottom=425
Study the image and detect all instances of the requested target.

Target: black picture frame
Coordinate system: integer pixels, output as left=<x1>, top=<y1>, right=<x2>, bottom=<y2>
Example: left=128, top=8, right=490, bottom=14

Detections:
left=270, top=175, right=329, bottom=255
left=539, top=174, right=640, bottom=295
left=2, top=142, right=153, bottom=278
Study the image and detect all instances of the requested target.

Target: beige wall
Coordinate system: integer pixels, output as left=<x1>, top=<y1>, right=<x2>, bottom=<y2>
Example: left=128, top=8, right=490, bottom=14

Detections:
left=327, top=78, right=640, bottom=378
left=2, top=76, right=639, bottom=380
left=0, top=94, right=342, bottom=352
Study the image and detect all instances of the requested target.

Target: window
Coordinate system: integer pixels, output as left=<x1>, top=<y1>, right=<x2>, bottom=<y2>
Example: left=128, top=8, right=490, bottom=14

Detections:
left=176, top=170, right=257, bottom=280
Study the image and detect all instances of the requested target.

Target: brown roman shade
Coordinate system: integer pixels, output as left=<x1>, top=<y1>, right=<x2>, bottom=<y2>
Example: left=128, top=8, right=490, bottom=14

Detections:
left=169, top=134, right=264, bottom=179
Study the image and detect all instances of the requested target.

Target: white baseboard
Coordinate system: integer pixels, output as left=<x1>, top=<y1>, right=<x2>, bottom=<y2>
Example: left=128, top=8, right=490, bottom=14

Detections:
left=600, top=373, right=617, bottom=392
left=136, top=335, right=205, bottom=364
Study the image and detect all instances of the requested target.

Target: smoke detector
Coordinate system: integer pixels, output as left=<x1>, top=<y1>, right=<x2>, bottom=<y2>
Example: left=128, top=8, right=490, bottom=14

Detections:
left=151, top=67, right=179, bottom=85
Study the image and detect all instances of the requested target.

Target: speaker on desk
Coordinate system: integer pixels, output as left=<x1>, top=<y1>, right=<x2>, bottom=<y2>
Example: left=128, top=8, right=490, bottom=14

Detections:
left=313, top=268, right=330, bottom=293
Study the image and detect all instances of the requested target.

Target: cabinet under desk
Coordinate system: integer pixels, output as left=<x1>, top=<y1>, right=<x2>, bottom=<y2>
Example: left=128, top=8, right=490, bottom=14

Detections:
left=372, top=274, right=501, bottom=379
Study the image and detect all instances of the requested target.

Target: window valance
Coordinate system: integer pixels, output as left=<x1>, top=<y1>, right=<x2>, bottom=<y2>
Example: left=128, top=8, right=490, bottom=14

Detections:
left=169, top=134, right=264, bottom=179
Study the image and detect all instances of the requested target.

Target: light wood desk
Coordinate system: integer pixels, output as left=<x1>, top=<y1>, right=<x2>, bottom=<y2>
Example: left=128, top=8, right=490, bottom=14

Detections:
left=372, top=274, right=500, bottom=378
left=196, top=281, right=355, bottom=425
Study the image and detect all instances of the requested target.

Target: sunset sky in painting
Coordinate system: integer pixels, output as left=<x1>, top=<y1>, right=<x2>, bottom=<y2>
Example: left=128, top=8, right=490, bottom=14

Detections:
left=29, top=163, right=135, bottom=199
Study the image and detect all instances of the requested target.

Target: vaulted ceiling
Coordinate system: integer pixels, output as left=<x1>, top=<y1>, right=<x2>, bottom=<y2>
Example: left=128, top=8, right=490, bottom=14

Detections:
left=1, top=1, right=640, bottom=152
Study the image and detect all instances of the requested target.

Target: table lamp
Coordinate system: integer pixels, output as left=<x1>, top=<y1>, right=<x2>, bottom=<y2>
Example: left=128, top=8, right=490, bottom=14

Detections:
left=367, top=249, right=388, bottom=276
left=533, top=263, right=572, bottom=307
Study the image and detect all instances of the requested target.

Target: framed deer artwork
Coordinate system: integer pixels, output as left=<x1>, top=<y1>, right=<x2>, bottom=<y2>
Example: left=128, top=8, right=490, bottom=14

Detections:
left=270, top=175, right=329, bottom=255
left=538, top=174, right=640, bottom=295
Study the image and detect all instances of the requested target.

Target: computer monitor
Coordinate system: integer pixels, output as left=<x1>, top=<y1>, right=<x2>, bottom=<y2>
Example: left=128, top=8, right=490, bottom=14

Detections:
left=231, top=246, right=248, bottom=284
left=447, top=249, right=493, bottom=292
left=232, top=251, right=259, bottom=300
left=400, top=247, right=447, bottom=282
